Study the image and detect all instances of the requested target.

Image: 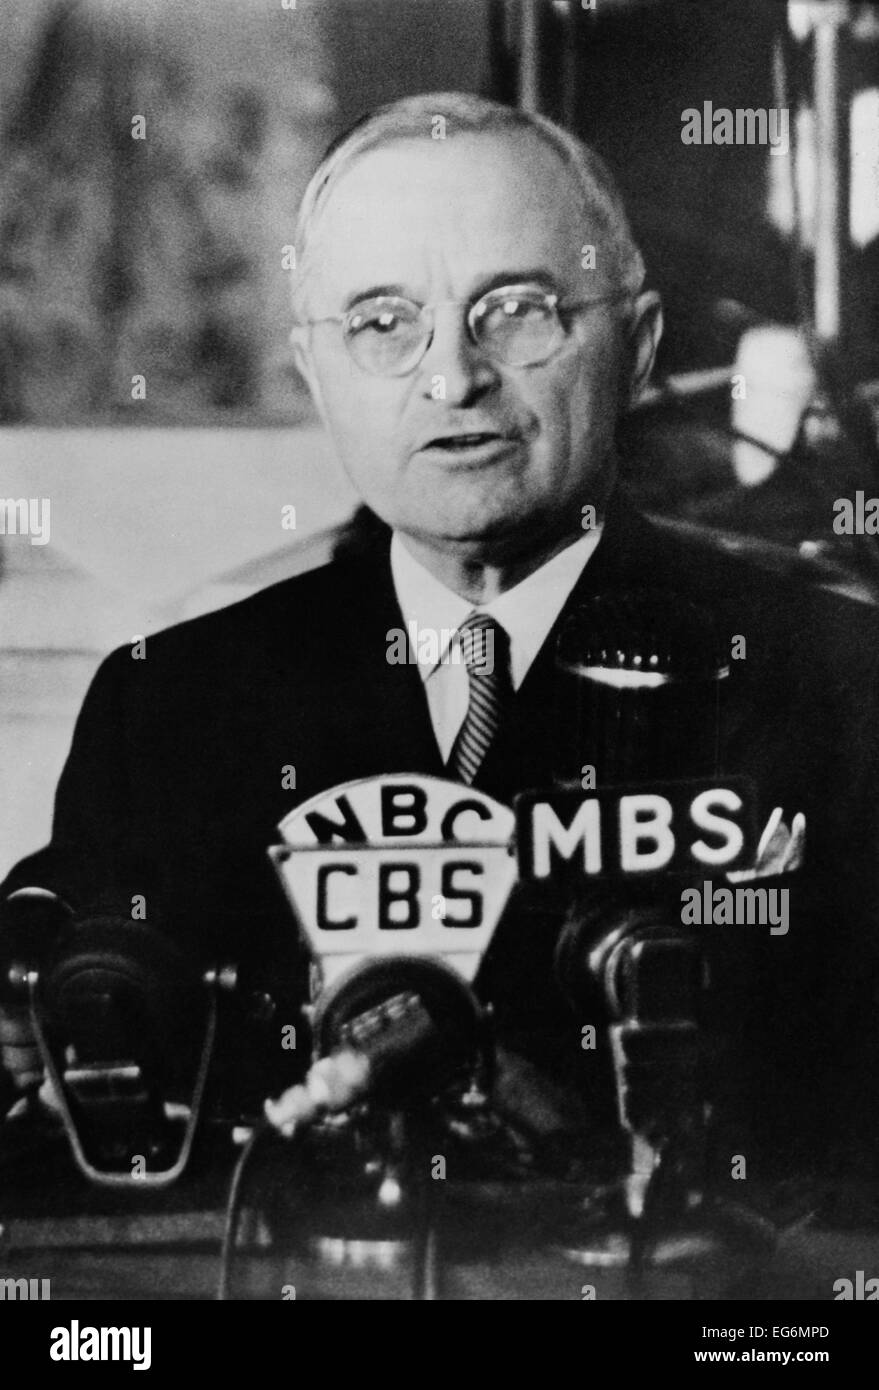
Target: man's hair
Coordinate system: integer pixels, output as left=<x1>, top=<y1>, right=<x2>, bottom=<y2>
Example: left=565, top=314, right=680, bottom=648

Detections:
left=291, top=91, right=646, bottom=320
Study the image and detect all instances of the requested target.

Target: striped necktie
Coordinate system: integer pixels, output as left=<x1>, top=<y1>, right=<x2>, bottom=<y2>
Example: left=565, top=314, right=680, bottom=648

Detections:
left=446, top=613, right=512, bottom=786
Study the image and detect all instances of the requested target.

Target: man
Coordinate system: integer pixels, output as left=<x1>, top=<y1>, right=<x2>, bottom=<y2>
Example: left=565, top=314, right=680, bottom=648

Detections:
left=2, top=94, right=878, bottom=1169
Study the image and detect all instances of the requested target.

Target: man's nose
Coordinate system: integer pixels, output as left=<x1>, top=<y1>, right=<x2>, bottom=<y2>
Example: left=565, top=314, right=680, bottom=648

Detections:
left=418, top=304, right=500, bottom=404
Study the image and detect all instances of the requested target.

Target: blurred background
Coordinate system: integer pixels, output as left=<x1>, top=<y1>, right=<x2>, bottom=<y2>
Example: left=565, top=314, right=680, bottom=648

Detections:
left=1, top=0, right=878, bottom=875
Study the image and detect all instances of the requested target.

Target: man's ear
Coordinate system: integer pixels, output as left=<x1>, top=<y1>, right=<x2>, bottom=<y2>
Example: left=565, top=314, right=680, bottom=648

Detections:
left=624, top=290, right=663, bottom=409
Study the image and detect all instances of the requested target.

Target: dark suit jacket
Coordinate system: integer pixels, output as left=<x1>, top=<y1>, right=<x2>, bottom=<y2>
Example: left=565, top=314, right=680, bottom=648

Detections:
left=4, top=492, right=879, bottom=1163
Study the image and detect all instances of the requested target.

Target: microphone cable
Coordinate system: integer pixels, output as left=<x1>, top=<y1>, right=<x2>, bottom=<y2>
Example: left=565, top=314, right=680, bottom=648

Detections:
left=217, top=1118, right=277, bottom=1302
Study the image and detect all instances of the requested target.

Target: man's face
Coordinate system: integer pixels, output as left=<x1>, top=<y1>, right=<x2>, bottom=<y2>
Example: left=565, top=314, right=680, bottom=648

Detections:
left=295, top=131, right=656, bottom=562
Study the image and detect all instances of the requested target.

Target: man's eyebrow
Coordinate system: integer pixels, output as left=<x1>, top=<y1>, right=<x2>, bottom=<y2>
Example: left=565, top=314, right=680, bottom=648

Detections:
left=471, top=270, right=559, bottom=297
left=341, top=270, right=560, bottom=314
left=343, top=285, right=411, bottom=312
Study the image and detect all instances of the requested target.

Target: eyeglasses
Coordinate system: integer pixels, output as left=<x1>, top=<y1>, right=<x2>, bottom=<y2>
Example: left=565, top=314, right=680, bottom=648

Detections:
left=297, top=283, right=630, bottom=377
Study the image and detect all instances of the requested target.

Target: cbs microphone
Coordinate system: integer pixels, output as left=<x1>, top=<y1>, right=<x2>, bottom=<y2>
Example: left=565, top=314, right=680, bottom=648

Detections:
left=266, top=773, right=520, bottom=1135
left=265, top=972, right=474, bottom=1135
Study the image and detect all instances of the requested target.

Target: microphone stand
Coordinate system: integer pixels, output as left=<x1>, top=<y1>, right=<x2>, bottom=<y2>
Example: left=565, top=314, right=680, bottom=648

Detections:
left=556, top=898, right=777, bottom=1296
left=256, top=956, right=501, bottom=1301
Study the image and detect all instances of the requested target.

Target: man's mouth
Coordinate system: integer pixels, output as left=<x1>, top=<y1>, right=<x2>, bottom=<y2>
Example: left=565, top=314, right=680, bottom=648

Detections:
left=418, top=431, right=520, bottom=457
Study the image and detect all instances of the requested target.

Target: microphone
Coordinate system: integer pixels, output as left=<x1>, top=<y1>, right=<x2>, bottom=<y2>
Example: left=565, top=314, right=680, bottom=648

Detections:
left=266, top=955, right=484, bottom=1136
left=38, top=908, right=209, bottom=1093
left=266, top=773, right=519, bottom=1135
left=545, top=595, right=779, bottom=1282
left=554, top=891, right=699, bottom=1018
left=549, top=592, right=724, bottom=1183
left=0, top=887, right=73, bottom=1003
left=549, top=587, right=728, bottom=1012
left=2, top=900, right=230, bottom=1186
left=266, top=991, right=439, bottom=1133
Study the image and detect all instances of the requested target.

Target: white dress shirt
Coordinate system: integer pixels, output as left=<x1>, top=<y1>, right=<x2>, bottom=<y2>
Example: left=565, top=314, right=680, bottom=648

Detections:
left=390, top=528, right=604, bottom=762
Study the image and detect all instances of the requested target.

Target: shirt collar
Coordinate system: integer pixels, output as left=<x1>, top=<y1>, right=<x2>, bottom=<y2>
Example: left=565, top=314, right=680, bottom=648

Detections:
left=390, top=526, right=603, bottom=690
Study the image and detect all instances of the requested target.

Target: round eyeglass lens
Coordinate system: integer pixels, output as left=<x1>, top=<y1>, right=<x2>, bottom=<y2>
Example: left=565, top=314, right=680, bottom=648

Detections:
left=472, top=290, right=562, bottom=365
left=345, top=297, right=427, bottom=375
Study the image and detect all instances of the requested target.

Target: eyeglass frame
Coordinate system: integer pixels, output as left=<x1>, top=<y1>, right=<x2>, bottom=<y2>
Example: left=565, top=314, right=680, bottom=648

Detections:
left=290, top=282, right=634, bottom=376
